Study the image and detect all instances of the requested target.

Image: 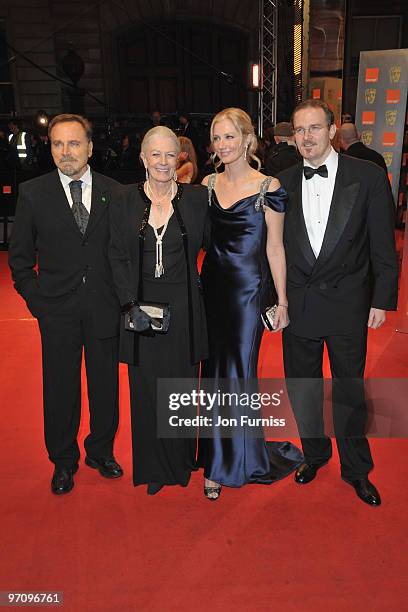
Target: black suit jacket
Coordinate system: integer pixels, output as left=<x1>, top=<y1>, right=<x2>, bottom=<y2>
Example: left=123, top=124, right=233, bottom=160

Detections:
left=264, top=142, right=301, bottom=176
left=109, top=183, right=209, bottom=365
left=346, top=141, right=388, bottom=174
left=8, top=169, right=121, bottom=338
left=279, top=154, right=398, bottom=338
left=181, top=123, right=199, bottom=145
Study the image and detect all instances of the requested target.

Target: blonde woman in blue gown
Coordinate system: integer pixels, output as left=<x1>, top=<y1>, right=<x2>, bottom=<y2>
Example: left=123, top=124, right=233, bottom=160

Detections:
left=199, top=108, right=303, bottom=500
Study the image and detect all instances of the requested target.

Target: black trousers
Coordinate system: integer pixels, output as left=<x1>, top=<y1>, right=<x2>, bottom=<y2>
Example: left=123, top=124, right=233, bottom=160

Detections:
left=38, top=285, right=119, bottom=469
left=282, top=329, right=373, bottom=480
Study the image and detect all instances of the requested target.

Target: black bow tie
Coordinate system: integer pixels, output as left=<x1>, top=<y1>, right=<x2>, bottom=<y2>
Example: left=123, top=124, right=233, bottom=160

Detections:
left=303, top=164, right=328, bottom=180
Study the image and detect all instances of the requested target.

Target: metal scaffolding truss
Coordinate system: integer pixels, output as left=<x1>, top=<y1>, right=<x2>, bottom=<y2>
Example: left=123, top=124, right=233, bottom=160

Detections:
left=258, top=0, right=278, bottom=136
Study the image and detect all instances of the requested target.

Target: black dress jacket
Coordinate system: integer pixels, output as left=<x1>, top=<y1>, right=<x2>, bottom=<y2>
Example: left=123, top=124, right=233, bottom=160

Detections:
left=345, top=141, right=388, bottom=174
left=278, top=154, right=398, bottom=338
left=109, top=183, right=209, bottom=365
left=8, top=169, right=121, bottom=338
left=264, top=142, right=301, bottom=176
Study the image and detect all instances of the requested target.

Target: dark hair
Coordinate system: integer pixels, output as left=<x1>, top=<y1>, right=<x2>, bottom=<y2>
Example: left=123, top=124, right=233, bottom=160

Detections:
left=291, top=99, right=335, bottom=127
left=48, top=114, right=92, bottom=141
left=341, top=112, right=354, bottom=124
left=263, top=126, right=275, bottom=143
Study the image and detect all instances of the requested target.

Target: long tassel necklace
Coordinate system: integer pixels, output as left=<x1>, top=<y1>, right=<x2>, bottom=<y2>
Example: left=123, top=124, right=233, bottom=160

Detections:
left=146, top=180, right=176, bottom=278
left=146, top=180, right=173, bottom=215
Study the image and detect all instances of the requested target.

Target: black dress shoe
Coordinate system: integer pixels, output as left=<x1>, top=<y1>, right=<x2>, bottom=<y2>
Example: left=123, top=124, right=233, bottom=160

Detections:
left=295, top=462, right=327, bottom=484
left=344, top=477, right=381, bottom=506
left=147, top=482, right=163, bottom=495
left=51, top=464, right=78, bottom=495
left=85, top=456, right=123, bottom=479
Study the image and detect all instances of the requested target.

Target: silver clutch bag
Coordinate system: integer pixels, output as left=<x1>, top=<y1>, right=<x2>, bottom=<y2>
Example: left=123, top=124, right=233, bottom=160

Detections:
left=261, top=305, right=290, bottom=331
left=261, top=305, right=278, bottom=331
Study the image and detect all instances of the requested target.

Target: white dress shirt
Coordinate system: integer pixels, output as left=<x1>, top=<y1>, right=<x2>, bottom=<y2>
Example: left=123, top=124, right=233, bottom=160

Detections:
left=58, top=166, right=92, bottom=214
left=302, top=147, right=338, bottom=258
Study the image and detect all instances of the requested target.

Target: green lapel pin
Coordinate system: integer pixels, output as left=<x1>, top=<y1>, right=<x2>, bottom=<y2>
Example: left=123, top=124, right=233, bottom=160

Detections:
left=101, top=195, right=107, bottom=204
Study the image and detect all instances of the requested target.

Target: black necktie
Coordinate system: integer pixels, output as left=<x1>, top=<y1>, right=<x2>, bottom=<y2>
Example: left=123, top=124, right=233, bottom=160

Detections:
left=69, top=180, right=89, bottom=234
left=303, top=165, right=328, bottom=180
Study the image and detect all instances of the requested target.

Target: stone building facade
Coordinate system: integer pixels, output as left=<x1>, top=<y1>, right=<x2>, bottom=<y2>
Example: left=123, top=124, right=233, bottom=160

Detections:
left=0, top=0, right=259, bottom=118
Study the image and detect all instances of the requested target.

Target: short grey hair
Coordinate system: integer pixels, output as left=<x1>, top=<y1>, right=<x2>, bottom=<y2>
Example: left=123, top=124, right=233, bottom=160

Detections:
left=141, top=126, right=180, bottom=154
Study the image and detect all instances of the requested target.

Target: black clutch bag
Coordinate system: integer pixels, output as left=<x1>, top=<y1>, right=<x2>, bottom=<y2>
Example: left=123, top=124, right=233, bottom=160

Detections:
left=124, top=301, right=170, bottom=334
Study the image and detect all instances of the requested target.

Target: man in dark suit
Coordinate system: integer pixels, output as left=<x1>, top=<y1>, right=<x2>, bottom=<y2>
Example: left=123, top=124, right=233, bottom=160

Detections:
left=178, top=113, right=198, bottom=144
left=279, top=100, right=398, bottom=506
left=9, top=114, right=123, bottom=495
left=339, top=122, right=388, bottom=174
left=264, top=122, right=301, bottom=176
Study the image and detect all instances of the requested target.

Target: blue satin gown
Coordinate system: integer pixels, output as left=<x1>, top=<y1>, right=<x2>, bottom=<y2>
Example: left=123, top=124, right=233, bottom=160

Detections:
left=199, top=183, right=303, bottom=486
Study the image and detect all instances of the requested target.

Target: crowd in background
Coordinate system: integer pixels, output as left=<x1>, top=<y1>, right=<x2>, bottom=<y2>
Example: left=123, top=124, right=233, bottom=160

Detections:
left=0, top=108, right=388, bottom=184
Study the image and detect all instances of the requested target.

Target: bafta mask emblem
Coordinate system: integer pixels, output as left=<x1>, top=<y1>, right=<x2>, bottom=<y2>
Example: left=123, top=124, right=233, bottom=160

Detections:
left=385, top=110, right=397, bottom=127
left=389, top=65, right=401, bottom=84
left=383, top=152, right=393, bottom=167
left=365, top=88, right=376, bottom=104
left=361, top=130, right=373, bottom=146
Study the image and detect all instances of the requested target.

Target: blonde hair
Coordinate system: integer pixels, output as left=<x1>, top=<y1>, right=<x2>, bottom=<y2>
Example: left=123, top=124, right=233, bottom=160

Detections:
left=178, top=136, right=198, bottom=182
left=141, top=126, right=180, bottom=154
left=210, top=107, right=261, bottom=171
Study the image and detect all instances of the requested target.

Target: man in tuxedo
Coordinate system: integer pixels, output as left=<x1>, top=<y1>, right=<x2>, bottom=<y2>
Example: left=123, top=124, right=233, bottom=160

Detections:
left=338, top=122, right=388, bottom=174
left=9, top=114, right=123, bottom=495
left=279, top=100, right=398, bottom=506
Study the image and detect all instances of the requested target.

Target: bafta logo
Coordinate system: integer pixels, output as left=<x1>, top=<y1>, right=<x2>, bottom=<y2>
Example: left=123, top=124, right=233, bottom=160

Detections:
left=385, top=110, right=397, bottom=127
left=361, top=131, right=373, bottom=146
left=365, top=88, right=376, bottom=104
left=383, top=152, right=393, bottom=167
left=389, top=66, right=401, bottom=84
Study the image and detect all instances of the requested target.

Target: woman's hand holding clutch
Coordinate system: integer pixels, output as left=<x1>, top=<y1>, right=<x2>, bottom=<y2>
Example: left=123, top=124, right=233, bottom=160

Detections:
left=272, top=304, right=289, bottom=332
left=122, top=302, right=156, bottom=336
left=129, top=304, right=156, bottom=332
left=261, top=303, right=290, bottom=332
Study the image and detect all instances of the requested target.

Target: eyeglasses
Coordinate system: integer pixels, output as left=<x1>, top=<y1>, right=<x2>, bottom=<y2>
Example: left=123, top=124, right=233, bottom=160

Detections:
left=293, top=125, right=327, bottom=136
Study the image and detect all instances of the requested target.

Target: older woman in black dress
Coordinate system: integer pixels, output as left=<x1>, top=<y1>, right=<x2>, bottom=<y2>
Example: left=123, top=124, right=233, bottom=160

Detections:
left=109, top=126, right=208, bottom=494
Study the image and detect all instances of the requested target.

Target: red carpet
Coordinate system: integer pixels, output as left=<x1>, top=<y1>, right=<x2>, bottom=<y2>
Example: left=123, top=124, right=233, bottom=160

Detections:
left=1, top=251, right=407, bottom=611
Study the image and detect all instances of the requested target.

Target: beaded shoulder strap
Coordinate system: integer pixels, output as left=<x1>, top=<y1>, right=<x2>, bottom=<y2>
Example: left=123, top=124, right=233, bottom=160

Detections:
left=255, top=176, right=273, bottom=211
left=207, top=173, right=216, bottom=206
